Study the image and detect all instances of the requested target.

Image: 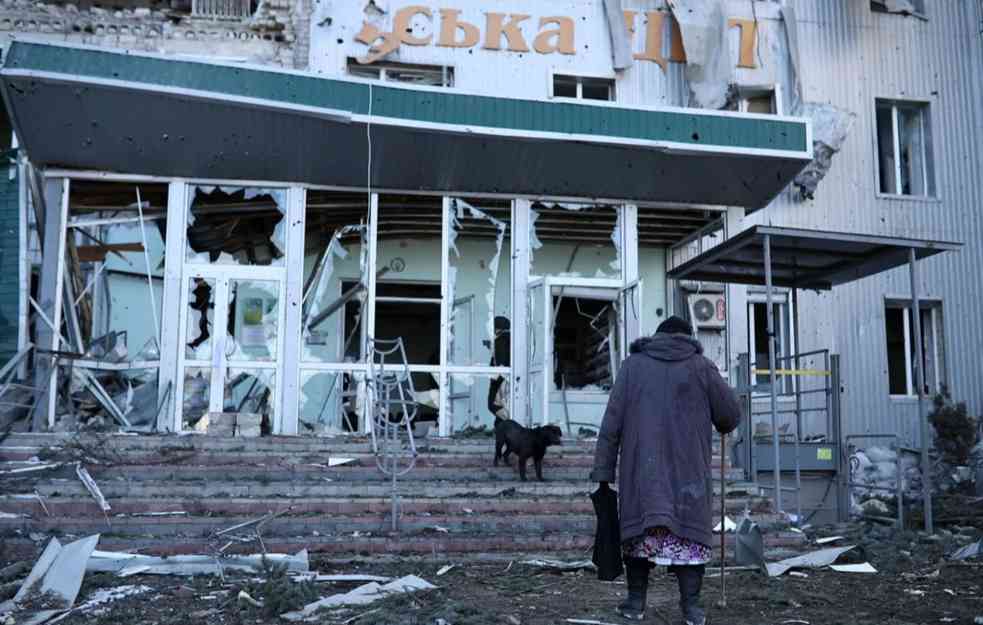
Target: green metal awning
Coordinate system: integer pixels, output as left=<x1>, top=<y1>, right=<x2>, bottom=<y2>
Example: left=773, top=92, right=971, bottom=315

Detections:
left=2, top=41, right=813, bottom=208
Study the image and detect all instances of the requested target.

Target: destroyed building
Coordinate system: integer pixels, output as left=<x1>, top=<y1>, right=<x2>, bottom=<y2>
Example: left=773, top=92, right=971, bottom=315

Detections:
left=0, top=0, right=981, bottom=525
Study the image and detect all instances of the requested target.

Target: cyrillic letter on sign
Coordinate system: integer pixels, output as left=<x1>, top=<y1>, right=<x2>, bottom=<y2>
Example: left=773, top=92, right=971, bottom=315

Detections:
left=437, top=8, right=480, bottom=48
left=533, top=16, right=575, bottom=55
left=484, top=13, right=531, bottom=52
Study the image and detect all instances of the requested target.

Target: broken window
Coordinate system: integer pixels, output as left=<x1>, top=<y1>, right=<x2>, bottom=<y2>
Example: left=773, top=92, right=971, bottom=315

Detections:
left=299, top=370, right=367, bottom=434
left=747, top=294, right=793, bottom=394
left=871, top=0, right=926, bottom=17
left=885, top=301, right=945, bottom=396
left=346, top=58, right=454, bottom=87
left=446, top=199, right=512, bottom=367
left=876, top=100, right=935, bottom=197
left=529, top=204, right=621, bottom=280
left=182, top=367, right=211, bottom=427
left=447, top=373, right=508, bottom=433
left=186, top=186, right=286, bottom=266
left=302, top=192, right=369, bottom=364
left=551, top=74, right=615, bottom=101
left=226, top=279, right=280, bottom=362
left=225, top=368, right=275, bottom=430
left=553, top=297, right=617, bottom=392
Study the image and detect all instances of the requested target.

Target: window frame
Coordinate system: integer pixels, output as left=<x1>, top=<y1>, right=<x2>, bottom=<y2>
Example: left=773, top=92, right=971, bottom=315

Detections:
left=547, top=69, right=617, bottom=102
left=884, top=299, right=945, bottom=399
left=731, top=84, right=783, bottom=116
left=870, top=0, right=928, bottom=21
left=746, top=290, right=796, bottom=396
left=345, top=58, right=455, bottom=88
left=873, top=97, right=938, bottom=201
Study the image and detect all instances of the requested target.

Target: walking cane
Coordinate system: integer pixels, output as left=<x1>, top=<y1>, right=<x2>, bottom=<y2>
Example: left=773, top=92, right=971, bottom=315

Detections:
left=717, top=433, right=727, bottom=609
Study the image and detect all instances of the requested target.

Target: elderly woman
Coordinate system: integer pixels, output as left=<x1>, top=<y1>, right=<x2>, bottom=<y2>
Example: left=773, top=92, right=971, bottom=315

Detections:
left=591, top=316, right=741, bottom=624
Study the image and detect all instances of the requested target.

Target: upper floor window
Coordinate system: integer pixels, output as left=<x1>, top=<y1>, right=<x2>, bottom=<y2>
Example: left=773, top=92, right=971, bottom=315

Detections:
left=885, top=300, right=945, bottom=397
left=552, top=74, right=615, bottom=101
left=871, top=0, right=926, bottom=18
left=726, top=87, right=779, bottom=115
left=875, top=99, right=935, bottom=197
left=346, top=58, right=454, bottom=88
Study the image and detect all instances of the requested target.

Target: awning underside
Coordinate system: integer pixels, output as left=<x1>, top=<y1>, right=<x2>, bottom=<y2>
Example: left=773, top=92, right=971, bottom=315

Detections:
left=667, top=226, right=961, bottom=290
left=3, top=42, right=813, bottom=209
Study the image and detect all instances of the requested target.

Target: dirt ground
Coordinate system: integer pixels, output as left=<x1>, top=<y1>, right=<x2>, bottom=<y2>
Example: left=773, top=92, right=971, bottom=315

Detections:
left=12, top=526, right=980, bottom=625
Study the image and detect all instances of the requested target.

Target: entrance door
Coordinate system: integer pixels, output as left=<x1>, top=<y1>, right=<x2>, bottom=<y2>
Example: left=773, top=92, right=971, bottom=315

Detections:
left=176, top=267, right=285, bottom=432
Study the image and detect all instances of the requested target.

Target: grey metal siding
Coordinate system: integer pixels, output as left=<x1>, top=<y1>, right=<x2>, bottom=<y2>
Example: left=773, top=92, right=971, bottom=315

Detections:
left=740, top=0, right=983, bottom=445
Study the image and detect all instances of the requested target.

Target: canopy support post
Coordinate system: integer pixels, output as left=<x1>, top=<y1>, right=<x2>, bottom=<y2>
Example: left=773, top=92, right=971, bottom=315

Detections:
left=909, top=247, right=933, bottom=533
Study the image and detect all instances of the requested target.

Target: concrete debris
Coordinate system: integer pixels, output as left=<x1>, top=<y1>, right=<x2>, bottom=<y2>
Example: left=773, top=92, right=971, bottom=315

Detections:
left=521, top=559, right=595, bottom=572
left=327, top=457, right=356, bottom=467
left=815, top=536, right=845, bottom=545
left=237, top=590, right=264, bottom=608
left=281, top=575, right=436, bottom=622
left=291, top=574, right=391, bottom=584
left=87, top=549, right=309, bottom=577
left=75, top=463, right=110, bottom=513
left=0, top=463, right=61, bottom=475
left=829, top=562, right=878, bottom=574
left=193, top=412, right=261, bottom=437
left=0, top=535, right=101, bottom=622
left=949, top=540, right=981, bottom=561
left=735, top=517, right=764, bottom=568
left=667, top=0, right=733, bottom=109
left=47, top=585, right=152, bottom=624
left=764, top=545, right=855, bottom=577
left=436, top=565, right=454, bottom=577
left=791, top=102, right=857, bottom=200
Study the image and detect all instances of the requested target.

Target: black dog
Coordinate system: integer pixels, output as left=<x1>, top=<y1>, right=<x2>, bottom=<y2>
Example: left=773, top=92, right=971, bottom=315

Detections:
left=493, top=418, right=563, bottom=481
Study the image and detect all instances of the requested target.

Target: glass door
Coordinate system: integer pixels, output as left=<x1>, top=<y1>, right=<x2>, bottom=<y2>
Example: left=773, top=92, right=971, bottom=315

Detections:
left=177, top=268, right=285, bottom=432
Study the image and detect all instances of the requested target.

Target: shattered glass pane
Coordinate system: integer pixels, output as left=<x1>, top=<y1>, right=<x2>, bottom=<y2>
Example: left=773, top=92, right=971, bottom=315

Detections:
left=182, top=367, right=211, bottom=428
left=530, top=203, right=621, bottom=280
left=224, top=368, right=275, bottom=423
left=185, top=277, right=215, bottom=361
left=299, top=369, right=366, bottom=435
left=186, top=186, right=286, bottom=266
left=226, top=280, right=280, bottom=362
left=552, top=296, right=616, bottom=392
left=448, top=373, right=508, bottom=434
left=302, top=192, right=369, bottom=363
left=446, top=199, right=512, bottom=367
left=899, top=106, right=927, bottom=196
left=876, top=105, right=897, bottom=194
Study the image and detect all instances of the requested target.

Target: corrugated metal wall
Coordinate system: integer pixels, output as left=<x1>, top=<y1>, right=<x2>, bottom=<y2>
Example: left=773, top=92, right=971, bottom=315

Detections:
left=739, top=1, right=983, bottom=445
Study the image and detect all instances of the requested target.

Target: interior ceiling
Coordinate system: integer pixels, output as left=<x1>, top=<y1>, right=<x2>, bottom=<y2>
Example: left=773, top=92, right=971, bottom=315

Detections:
left=66, top=183, right=721, bottom=248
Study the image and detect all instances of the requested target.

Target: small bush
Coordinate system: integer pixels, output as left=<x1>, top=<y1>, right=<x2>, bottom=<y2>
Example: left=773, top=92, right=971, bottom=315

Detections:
left=246, top=558, right=320, bottom=618
left=929, top=388, right=979, bottom=465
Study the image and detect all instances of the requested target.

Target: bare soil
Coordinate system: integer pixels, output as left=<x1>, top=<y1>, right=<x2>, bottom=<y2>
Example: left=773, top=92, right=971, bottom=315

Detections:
left=15, top=531, right=981, bottom=625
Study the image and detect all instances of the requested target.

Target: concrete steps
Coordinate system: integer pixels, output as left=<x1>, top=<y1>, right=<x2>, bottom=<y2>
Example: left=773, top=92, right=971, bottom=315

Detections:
left=0, top=433, right=797, bottom=558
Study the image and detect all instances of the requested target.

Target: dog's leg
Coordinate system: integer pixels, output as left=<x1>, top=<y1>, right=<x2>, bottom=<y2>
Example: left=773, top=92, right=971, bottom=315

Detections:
left=518, top=456, right=528, bottom=481
left=502, top=444, right=513, bottom=467
left=494, top=438, right=502, bottom=467
left=534, top=456, right=544, bottom=481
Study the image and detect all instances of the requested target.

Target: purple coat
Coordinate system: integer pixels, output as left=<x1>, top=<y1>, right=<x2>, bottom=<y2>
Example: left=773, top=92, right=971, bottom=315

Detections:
left=590, top=333, right=742, bottom=547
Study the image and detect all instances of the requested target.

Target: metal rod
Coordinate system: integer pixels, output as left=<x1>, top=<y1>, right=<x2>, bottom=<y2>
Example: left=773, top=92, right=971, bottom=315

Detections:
left=718, top=432, right=727, bottom=608
left=908, top=248, right=932, bottom=533
left=764, top=234, right=781, bottom=514
left=135, top=187, right=161, bottom=351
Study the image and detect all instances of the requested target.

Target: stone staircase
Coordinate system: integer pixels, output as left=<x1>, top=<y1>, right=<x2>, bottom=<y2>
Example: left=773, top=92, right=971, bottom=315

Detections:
left=0, top=433, right=804, bottom=559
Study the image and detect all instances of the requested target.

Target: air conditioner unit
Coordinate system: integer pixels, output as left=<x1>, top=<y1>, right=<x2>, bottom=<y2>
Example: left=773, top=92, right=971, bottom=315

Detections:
left=687, top=293, right=726, bottom=329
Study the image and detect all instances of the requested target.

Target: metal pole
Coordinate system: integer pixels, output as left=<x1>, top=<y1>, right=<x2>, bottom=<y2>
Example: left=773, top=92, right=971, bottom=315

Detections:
left=764, top=234, right=782, bottom=514
left=718, top=432, right=727, bottom=608
left=908, top=248, right=933, bottom=534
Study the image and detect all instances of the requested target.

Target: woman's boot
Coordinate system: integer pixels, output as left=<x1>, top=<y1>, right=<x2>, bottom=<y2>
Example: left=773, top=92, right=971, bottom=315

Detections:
left=671, top=564, right=706, bottom=625
left=617, top=558, right=651, bottom=621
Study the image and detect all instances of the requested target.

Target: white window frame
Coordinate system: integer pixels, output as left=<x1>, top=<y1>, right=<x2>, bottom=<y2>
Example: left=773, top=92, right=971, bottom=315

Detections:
left=733, top=84, right=783, bottom=116
left=874, top=98, right=937, bottom=200
left=548, top=69, right=617, bottom=102
left=346, top=58, right=454, bottom=88
left=870, top=0, right=928, bottom=20
left=747, top=291, right=795, bottom=396
left=886, top=300, right=945, bottom=399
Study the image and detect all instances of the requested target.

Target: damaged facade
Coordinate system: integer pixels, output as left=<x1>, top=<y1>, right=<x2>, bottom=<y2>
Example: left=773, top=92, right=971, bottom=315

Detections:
left=0, top=0, right=981, bottom=471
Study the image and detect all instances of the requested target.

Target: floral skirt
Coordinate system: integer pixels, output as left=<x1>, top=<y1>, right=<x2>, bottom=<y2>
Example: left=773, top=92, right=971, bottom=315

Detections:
left=623, top=526, right=712, bottom=566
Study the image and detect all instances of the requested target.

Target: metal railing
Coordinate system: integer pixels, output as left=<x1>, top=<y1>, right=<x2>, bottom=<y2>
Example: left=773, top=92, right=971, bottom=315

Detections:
left=366, top=337, right=419, bottom=532
left=191, top=0, right=252, bottom=19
